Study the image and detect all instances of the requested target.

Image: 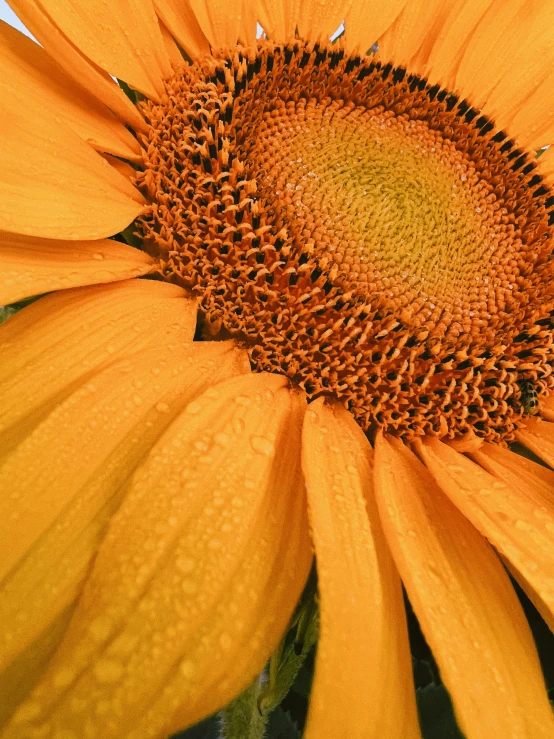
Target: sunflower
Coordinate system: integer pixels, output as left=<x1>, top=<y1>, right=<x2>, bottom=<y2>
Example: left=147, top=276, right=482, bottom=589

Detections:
left=2, top=0, right=554, bottom=736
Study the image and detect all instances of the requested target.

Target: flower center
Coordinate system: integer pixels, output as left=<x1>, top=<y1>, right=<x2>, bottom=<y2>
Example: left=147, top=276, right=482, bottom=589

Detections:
left=136, top=41, right=554, bottom=443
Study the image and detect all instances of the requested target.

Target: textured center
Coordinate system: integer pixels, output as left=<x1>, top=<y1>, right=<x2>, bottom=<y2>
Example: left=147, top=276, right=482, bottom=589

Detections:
left=246, top=102, right=506, bottom=336
left=136, top=42, right=554, bottom=443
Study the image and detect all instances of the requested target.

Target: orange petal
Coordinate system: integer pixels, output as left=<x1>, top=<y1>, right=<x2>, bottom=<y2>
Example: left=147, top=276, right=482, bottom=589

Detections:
left=0, top=279, right=196, bottom=455
left=0, top=21, right=142, bottom=161
left=4, top=373, right=312, bottom=739
left=154, top=0, right=210, bottom=59
left=509, top=69, right=554, bottom=150
left=0, top=234, right=153, bottom=304
left=454, top=0, right=534, bottom=110
left=302, top=401, right=420, bottom=739
left=190, top=0, right=257, bottom=48
left=295, top=1, right=348, bottom=43
left=376, top=435, right=554, bottom=739
left=344, top=0, right=408, bottom=54
left=102, top=154, right=141, bottom=185
left=256, top=0, right=301, bottom=42
left=465, top=442, right=554, bottom=632
left=423, top=0, right=496, bottom=89
left=0, top=341, right=249, bottom=726
left=7, top=1, right=147, bottom=131
left=0, top=83, right=144, bottom=239
left=158, top=18, right=186, bottom=70
left=378, top=0, right=452, bottom=74
left=515, top=416, right=554, bottom=468
left=12, top=0, right=170, bottom=101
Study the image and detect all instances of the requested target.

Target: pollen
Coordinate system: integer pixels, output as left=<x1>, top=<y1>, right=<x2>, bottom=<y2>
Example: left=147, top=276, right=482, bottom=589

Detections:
left=136, top=41, right=554, bottom=443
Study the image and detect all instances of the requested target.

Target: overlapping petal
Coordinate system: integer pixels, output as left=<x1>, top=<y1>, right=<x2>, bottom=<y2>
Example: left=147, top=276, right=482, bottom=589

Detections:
left=515, top=417, right=554, bottom=468
left=10, top=0, right=171, bottom=100
left=7, top=0, right=146, bottom=130
left=2, top=373, right=311, bottom=739
left=0, top=340, right=249, bottom=727
left=302, top=401, right=420, bottom=739
left=0, top=234, right=154, bottom=304
left=0, top=280, right=197, bottom=455
left=418, top=438, right=554, bottom=634
left=376, top=435, right=554, bottom=739
left=344, top=0, right=407, bottom=54
left=0, top=21, right=142, bottom=161
left=1, top=80, right=144, bottom=239
left=154, top=0, right=210, bottom=59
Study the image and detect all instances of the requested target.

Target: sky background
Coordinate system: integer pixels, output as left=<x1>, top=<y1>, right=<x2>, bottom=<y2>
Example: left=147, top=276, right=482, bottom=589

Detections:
left=0, top=1, right=31, bottom=36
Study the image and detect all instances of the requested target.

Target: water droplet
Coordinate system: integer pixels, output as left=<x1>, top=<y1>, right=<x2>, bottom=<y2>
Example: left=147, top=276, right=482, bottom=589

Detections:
left=250, top=435, right=274, bottom=456
left=219, top=632, right=233, bottom=651
left=155, top=401, right=170, bottom=413
left=185, top=400, right=202, bottom=415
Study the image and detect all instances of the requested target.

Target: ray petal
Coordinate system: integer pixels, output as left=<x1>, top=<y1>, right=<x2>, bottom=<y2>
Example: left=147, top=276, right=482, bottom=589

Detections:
left=2, top=373, right=312, bottom=739
left=154, top=0, right=210, bottom=59
left=7, top=0, right=146, bottom=131
left=0, top=280, right=197, bottom=455
left=515, top=417, right=554, bottom=468
left=256, top=0, right=301, bottom=43
left=0, top=340, right=249, bottom=728
left=377, top=0, right=451, bottom=75
left=344, top=0, right=408, bottom=54
left=302, top=400, right=420, bottom=739
left=190, top=0, right=257, bottom=48
left=466, top=442, right=554, bottom=632
left=0, top=85, right=144, bottom=239
left=376, top=435, right=554, bottom=739
left=0, top=234, right=154, bottom=304
left=294, top=1, right=348, bottom=44
left=10, top=0, right=171, bottom=101
left=0, top=21, right=142, bottom=161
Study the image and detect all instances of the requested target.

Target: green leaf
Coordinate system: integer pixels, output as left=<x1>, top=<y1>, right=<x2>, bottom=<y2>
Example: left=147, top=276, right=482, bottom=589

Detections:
left=219, top=677, right=269, bottom=739
left=417, top=684, right=465, bottom=739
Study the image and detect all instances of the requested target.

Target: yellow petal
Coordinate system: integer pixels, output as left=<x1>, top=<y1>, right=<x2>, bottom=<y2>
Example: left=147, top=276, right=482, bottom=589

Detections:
left=7, top=1, right=147, bottom=131
left=4, top=373, right=312, bottom=739
left=509, top=70, right=554, bottom=150
left=344, top=0, right=407, bottom=54
left=189, top=0, right=256, bottom=48
left=102, top=154, right=142, bottom=186
left=12, top=0, right=170, bottom=101
left=0, top=21, right=142, bottom=161
left=0, top=234, right=153, bottom=304
left=0, top=280, right=196, bottom=455
left=378, top=0, right=452, bottom=74
left=515, top=417, right=554, bottom=468
left=295, top=1, right=347, bottom=43
left=154, top=0, right=210, bottom=58
left=376, top=435, right=554, bottom=739
left=256, top=0, right=300, bottom=43
left=0, top=341, right=249, bottom=726
left=302, top=400, right=420, bottom=739
left=158, top=18, right=186, bottom=70
left=423, top=0, right=496, bottom=89
left=465, top=442, right=554, bottom=632
left=0, top=84, right=144, bottom=239
left=454, top=0, right=534, bottom=110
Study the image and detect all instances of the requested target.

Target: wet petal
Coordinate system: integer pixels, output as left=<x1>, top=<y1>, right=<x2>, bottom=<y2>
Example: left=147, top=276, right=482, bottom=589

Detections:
left=7, top=0, right=146, bottom=131
left=344, top=0, right=407, bottom=54
left=154, top=0, right=210, bottom=58
left=0, top=280, right=197, bottom=455
left=515, top=417, right=554, bottom=468
left=377, top=435, right=554, bottom=739
left=0, top=234, right=153, bottom=304
left=295, top=1, right=347, bottom=43
left=418, top=439, right=554, bottom=633
left=256, top=0, right=301, bottom=42
left=0, top=340, right=249, bottom=726
left=189, top=0, right=253, bottom=48
left=1, top=84, right=144, bottom=239
left=302, top=400, right=420, bottom=739
left=4, top=373, right=312, bottom=739
left=0, top=21, right=142, bottom=161
left=11, top=0, right=170, bottom=100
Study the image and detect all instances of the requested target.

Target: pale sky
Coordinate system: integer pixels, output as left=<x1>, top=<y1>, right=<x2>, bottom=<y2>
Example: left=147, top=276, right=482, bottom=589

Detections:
left=0, top=1, right=31, bottom=37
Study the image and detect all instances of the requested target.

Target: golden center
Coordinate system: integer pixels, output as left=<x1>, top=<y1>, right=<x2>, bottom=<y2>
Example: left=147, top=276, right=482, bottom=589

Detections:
left=136, top=41, right=554, bottom=443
